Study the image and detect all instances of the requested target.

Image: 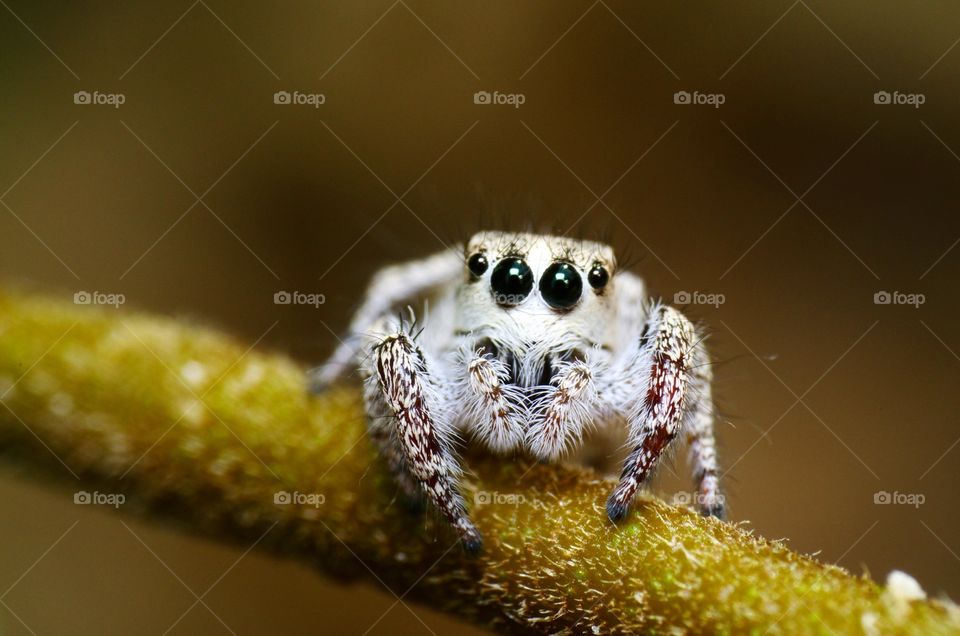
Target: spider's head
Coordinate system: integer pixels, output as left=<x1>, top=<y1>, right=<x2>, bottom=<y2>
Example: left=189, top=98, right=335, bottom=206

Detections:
left=457, top=231, right=619, bottom=346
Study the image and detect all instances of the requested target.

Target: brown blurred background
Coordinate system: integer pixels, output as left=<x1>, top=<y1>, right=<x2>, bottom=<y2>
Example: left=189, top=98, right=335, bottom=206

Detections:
left=1, top=1, right=959, bottom=633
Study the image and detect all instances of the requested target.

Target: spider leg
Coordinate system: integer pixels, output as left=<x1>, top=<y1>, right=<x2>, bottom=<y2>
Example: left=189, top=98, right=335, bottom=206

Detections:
left=684, top=341, right=725, bottom=518
left=362, top=376, right=424, bottom=509
left=526, top=359, right=601, bottom=460
left=457, top=346, right=526, bottom=453
left=365, top=329, right=481, bottom=551
left=309, top=248, right=462, bottom=392
left=607, top=304, right=722, bottom=522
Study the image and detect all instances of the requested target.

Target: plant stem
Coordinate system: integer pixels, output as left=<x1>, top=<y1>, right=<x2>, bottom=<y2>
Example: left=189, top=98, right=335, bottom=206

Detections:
left=0, top=290, right=956, bottom=634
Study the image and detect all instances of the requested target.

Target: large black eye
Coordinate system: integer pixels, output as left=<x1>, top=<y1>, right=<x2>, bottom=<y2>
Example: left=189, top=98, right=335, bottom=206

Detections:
left=588, top=264, right=609, bottom=290
left=490, top=257, right=533, bottom=306
left=468, top=253, right=488, bottom=277
left=539, top=262, right=583, bottom=310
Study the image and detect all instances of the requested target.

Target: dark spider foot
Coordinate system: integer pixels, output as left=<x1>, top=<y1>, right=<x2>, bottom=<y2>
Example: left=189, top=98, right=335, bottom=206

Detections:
left=698, top=501, right=726, bottom=521
left=606, top=497, right=630, bottom=523
left=462, top=528, right=484, bottom=554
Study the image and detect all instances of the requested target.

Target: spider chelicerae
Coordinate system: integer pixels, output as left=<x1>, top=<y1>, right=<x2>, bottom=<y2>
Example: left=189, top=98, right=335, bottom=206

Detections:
left=312, top=231, right=724, bottom=551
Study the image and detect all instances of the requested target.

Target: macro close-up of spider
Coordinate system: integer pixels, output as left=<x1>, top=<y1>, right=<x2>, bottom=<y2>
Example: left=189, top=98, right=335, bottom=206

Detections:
left=313, top=231, right=723, bottom=550
left=3, top=2, right=960, bottom=634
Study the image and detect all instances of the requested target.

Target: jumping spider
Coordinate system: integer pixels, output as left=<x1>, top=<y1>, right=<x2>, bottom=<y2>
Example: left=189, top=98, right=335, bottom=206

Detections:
left=311, top=231, right=724, bottom=551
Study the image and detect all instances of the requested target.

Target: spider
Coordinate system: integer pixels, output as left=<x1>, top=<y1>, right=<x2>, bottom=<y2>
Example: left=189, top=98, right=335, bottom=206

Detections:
left=311, top=231, right=724, bottom=551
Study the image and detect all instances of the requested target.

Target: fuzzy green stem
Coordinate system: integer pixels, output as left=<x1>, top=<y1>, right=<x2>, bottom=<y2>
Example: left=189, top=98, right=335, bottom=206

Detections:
left=0, top=289, right=956, bottom=634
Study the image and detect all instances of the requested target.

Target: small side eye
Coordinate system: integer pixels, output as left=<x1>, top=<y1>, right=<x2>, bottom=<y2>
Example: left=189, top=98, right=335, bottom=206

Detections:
left=588, top=264, right=609, bottom=290
left=468, top=253, right=488, bottom=277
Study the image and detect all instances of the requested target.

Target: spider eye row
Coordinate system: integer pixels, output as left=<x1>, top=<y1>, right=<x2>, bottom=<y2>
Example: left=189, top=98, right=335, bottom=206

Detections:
left=467, top=253, right=608, bottom=309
